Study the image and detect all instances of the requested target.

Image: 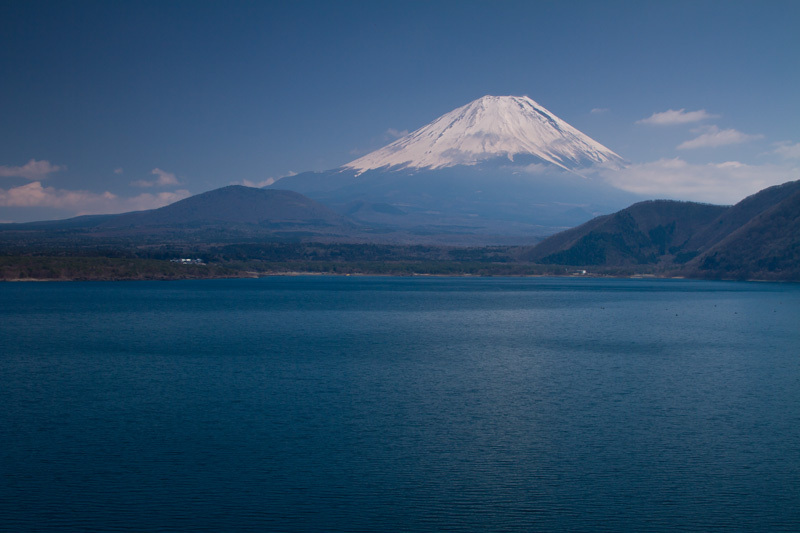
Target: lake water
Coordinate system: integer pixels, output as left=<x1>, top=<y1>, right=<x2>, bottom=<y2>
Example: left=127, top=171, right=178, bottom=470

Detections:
left=2, top=276, right=799, bottom=531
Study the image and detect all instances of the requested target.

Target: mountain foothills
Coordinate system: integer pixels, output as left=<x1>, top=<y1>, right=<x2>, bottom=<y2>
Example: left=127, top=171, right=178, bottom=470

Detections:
left=0, top=95, right=798, bottom=281
left=1, top=179, right=798, bottom=281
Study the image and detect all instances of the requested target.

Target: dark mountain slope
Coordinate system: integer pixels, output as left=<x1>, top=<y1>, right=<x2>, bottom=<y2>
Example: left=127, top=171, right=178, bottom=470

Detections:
left=522, top=180, right=800, bottom=280
left=0, top=213, right=116, bottom=231
left=683, top=180, right=800, bottom=252
left=687, top=186, right=800, bottom=279
left=524, top=200, right=727, bottom=266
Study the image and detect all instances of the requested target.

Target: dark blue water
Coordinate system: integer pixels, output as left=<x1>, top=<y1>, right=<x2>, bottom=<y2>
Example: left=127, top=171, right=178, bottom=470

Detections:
left=2, top=277, right=799, bottom=531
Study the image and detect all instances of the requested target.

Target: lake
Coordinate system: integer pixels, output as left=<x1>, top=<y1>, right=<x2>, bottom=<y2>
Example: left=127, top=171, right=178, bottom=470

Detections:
left=2, top=276, right=799, bottom=531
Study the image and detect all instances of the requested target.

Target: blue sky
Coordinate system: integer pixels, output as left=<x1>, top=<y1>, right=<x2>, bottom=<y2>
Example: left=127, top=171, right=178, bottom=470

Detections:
left=1, top=0, right=799, bottom=221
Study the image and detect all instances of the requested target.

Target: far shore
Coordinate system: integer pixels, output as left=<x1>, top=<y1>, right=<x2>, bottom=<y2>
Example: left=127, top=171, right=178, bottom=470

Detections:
left=1, top=271, right=788, bottom=283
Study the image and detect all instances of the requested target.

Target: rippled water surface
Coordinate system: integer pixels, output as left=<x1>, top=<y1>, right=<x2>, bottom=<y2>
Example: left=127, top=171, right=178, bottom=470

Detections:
left=2, top=277, right=799, bottom=531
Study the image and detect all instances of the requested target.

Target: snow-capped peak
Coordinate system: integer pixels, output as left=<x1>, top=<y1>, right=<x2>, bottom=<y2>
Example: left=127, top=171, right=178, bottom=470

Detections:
left=344, top=95, right=624, bottom=174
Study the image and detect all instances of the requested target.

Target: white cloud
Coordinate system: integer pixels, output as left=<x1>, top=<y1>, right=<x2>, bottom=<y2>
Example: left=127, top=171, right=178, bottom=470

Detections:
left=121, top=190, right=192, bottom=212
left=386, top=128, right=409, bottom=139
left=236, top=171, right=297, bottom=188
left=590, top=108, right=609, bottom=115
left=0, top=159, right=64, bottom=180
left=514, top=163, right=549, bottom=174
left=241, top=178, right=276, bottom=188
left=677, top=125, right=763, bottom=150
left=131, top=167, right=180, bottom=187
left=773, top=142, right=800, bottom=159
left=0, top=181, right=191, bottom=214
left=601, top=158, right=799, bottom=204
left=114, top=168, right=124, bottom=174
left=637, top=108, right=719, bottom=126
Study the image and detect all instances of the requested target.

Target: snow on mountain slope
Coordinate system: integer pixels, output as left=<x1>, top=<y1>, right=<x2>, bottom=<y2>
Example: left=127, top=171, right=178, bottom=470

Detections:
left=345, top=95, right=625, bottom=174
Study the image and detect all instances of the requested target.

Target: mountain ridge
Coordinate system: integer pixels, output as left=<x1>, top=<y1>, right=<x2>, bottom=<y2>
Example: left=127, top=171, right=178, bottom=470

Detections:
left=0, top=185, right=362, bottom=244
left=100, top=185, right=350, bottom=228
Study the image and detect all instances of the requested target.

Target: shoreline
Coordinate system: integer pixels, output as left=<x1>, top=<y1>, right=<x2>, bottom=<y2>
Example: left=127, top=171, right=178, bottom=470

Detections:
left=2, top=271, right=792, bottom=284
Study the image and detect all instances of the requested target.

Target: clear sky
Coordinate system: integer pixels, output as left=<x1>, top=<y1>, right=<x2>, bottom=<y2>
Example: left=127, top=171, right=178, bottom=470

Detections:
left=1, top=0, right=798, bottom=221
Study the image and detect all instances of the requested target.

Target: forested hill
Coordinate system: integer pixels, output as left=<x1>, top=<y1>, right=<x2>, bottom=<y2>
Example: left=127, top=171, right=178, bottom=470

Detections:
left=524, top=180, right=800, bottom=280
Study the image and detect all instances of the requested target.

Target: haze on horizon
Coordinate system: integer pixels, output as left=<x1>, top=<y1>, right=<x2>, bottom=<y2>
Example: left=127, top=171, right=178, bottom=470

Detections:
left=1, top=0, right=799, bottom=222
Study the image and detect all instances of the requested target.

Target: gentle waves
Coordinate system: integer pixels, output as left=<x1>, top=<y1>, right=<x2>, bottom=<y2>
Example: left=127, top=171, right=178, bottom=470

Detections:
left=2, top=277, right=799, bottom=531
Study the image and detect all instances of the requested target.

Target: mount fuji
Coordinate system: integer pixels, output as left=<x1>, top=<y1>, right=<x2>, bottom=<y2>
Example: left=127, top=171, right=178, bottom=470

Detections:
left=346, top=95, right=625, bottom=173
left=270, top=95, right=640, bottom=243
